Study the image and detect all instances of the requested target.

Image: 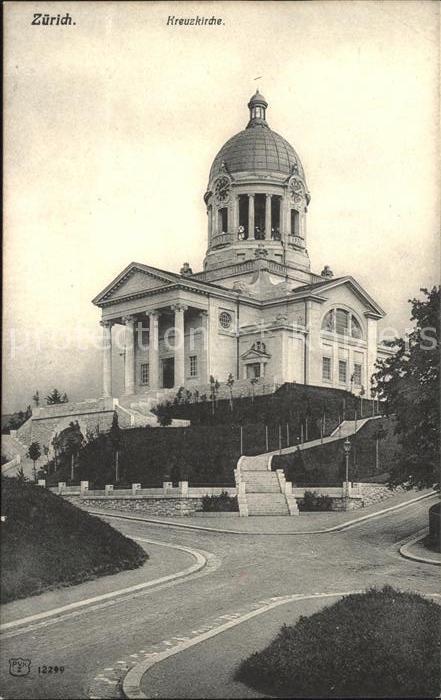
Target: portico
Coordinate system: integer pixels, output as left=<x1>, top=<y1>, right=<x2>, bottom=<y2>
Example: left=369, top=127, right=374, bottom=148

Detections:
left=98, top=300, right=211, bottom=396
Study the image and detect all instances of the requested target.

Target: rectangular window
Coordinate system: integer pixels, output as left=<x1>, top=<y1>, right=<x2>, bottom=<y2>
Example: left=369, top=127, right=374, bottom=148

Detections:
left=140, top=363, right=149, bottom=385
left=353, top=363, right=362, bottom=385
left=339, top=360, right=347, bottom=384
left=322, top=357, right=332, bottom=381
left=189, top=355, right=198, bottom=377
left=336, top=309, right=349, bottom=335
left=290, top=209, right=300, bottom=236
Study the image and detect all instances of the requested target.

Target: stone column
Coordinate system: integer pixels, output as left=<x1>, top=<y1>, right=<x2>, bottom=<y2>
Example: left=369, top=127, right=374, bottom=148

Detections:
left=100, top=320, right=112, bottom=397
left=172, top=304, right=187, bottom=387
left=232, top=196, right=239, bottom=236
left=123, top=315, right=136, bottom=395
left=265, top=194, right=272, bottom=238
left=248, top=194, right=255, bottom=239
left=147, top=311, right=160, bottom=389
left=199, top=310, right=209, bottom=383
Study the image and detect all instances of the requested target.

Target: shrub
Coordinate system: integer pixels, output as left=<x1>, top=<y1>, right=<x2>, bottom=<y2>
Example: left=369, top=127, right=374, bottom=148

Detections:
left=235, top=586, right=441, bottom=698
left=201, top=491, right=239, bottom=512
left=299, top=490, right=333, bottom=511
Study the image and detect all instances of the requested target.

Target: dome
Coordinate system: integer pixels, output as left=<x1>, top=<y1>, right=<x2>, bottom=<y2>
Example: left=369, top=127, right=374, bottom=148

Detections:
left=209, top=91, right=306, bottom=184
left=209, top=127, right=305, bottom=182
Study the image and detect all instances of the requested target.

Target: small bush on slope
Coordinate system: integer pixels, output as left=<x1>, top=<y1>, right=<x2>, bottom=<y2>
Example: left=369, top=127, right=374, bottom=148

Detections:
left=1, top=477, right=147, bottom=603
left=235, top=586, right=441, bottom=698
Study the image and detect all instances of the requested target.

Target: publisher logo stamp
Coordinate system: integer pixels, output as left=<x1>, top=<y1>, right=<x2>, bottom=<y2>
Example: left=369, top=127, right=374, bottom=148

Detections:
left=9, top=658, right=31, bottom=676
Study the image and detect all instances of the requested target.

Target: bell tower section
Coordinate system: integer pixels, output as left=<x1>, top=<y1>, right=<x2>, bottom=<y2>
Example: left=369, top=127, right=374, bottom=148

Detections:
left=203, top=91, right=311, bottom=276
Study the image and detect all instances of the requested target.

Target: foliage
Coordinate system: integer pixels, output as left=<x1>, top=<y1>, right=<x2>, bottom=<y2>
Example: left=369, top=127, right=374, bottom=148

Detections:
left=299, top=490, right=333, bottom=511
left=373, top=286, right=440, bottom=489
left=0, top=477, right=147, bottom=603
left=27, top=441, right=42, bottom=480
left=201, top=491, right=239, bottom=512
left=151, top=400, right=173, bottom=426
left=45, top=388, right=69, bottom=405
left=235, top=586, right=441, bottom=698
left=27, top=441, right=42, bottom=465
left=5, top=405, right=32, bottom=432
left=109, top=411, right=122, bottom=452
left=273, top=417, right=397, bottom=486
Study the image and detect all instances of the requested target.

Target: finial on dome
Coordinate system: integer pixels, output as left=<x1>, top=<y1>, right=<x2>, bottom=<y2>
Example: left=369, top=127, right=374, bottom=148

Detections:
left=247, top=89, right=269, bottom=129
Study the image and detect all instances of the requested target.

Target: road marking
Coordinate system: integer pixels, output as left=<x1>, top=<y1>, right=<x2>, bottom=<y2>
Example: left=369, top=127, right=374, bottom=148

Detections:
left=0, top=538, right=208, bottom=633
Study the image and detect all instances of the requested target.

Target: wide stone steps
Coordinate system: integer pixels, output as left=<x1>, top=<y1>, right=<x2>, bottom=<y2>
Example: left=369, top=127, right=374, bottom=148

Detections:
left=246, top=493, right=289, bottom=515
left=241, top=472, right=281, bottom=493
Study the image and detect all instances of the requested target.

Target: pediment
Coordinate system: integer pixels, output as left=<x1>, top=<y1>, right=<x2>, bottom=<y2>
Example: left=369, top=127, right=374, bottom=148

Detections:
left=93, top=263, right=178, bottom=305
left=241, top=347, right=271, bottom=360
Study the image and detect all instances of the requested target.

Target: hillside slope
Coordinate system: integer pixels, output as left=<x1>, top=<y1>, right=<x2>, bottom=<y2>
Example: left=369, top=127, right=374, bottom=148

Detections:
left=1, top=477, right=148, bottom=603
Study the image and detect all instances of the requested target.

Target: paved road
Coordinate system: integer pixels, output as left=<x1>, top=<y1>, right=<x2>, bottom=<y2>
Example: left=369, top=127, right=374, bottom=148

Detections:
left=1, top=495, right=439, bottom=699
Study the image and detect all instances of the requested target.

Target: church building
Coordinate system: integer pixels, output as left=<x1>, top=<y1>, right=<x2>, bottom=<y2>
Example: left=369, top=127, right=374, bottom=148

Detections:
left=93, top=91, right=391, bottom=400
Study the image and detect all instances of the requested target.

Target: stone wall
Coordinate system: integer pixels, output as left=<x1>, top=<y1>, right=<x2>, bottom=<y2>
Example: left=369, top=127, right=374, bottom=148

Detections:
left=69, top=496, right=203, bottom=517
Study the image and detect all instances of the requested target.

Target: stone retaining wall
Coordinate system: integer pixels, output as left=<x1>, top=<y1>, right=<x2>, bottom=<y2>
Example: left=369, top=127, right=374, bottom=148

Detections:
left=68, top=496, right=203, bottom=517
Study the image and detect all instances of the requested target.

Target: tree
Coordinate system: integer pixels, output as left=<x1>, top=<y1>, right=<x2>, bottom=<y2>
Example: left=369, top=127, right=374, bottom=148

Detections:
left=373, top=286, right=439, bottom=489
left=46, top=389, right=68, bottom=405
left=6, top=405, right=32, bottom=432
left=58, top=421, right=85, bottom=481
left=226, top=373, right=235, bottom=411
left=109, top=411, right=122, bottom=482
left=27, top=441, right=42, bottom=481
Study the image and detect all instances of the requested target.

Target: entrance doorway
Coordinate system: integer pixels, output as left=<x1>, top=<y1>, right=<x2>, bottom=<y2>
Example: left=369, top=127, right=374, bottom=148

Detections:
left=162, top=357, right=175, bottom=388
left=246, top=363, right=261, bottom=379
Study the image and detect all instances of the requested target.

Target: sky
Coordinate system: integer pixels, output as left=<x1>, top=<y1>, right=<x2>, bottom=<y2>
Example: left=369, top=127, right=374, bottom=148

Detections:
left=3, top=0, right=439, bottom=412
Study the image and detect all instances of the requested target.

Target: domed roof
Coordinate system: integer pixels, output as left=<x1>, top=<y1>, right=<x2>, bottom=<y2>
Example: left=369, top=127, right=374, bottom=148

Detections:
left=209, top=127, right=304, bottom=182
left=209, top=91, right=306, bottom=183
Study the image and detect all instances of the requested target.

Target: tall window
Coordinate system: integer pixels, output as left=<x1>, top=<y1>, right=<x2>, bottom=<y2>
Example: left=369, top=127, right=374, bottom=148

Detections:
left=290, top=209, right=300, bottom=236
left=338, top=360, right=347, bottom=384
left=322, top=357, right=332, bottom=381
left=321, top=309, right=364, bottom=339
left=189, top=355, right=198, bottom=377
left=336, top=309, right=349, bottom=335
left=218, top=208, right=228, bottom=233
left=140, top=363, right=149, bottom=385
left=353, top=363, right=362, bottom=385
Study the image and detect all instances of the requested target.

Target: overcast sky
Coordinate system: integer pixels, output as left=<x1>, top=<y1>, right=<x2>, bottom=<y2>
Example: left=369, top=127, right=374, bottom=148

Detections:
left=3, top=0, right=439, bottom=412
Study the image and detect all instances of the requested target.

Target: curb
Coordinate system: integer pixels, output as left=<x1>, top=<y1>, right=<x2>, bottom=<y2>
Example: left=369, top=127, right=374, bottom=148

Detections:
left=121, top=588, right=441, bottom=699
left=399, top=533, right=441, bottom=567
left=88, top=490, right=438, bottom=536
left=0, top=538, right=208, bottom=634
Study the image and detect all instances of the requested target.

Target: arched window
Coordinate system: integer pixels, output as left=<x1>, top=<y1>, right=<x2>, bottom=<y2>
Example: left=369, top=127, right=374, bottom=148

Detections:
left=321, top=308, right=363, bottom=339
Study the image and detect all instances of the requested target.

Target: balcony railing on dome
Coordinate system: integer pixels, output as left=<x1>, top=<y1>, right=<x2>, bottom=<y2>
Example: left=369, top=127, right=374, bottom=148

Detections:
left=211, top=232, right=233, bottom=248
left=288, top=235, right=305, bottom=248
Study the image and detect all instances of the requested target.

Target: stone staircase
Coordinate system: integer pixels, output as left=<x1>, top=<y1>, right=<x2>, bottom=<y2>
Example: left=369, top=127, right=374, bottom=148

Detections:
left=1, top=433, right=45, bottom=478
left=233, top=415, right=383, bottom=517
left=235, top=453, right=298, bottom=516
left=116, top=391, right=190, bottom=428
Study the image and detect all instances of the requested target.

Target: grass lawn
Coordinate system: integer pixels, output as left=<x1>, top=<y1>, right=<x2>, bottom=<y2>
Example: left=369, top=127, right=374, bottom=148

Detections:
left=235, top=586, right=441, bottom=698
left=1, top=477, right=148, bottom=603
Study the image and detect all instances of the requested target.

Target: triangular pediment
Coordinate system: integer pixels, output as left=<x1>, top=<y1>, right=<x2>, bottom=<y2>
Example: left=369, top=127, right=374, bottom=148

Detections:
left=92, top=263, right=178, bottom=305
left=241, top=347, right=271, bottom=360
left=292, top=276, right=385, bottom=316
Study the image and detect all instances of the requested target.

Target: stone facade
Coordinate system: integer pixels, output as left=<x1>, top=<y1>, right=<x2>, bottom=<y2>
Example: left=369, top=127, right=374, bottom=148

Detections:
left=91, top=90, right=393, bottom=405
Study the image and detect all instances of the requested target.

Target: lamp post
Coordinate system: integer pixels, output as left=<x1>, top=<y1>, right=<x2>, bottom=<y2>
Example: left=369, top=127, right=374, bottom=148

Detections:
left=343, top=437, right=351, bottom=505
